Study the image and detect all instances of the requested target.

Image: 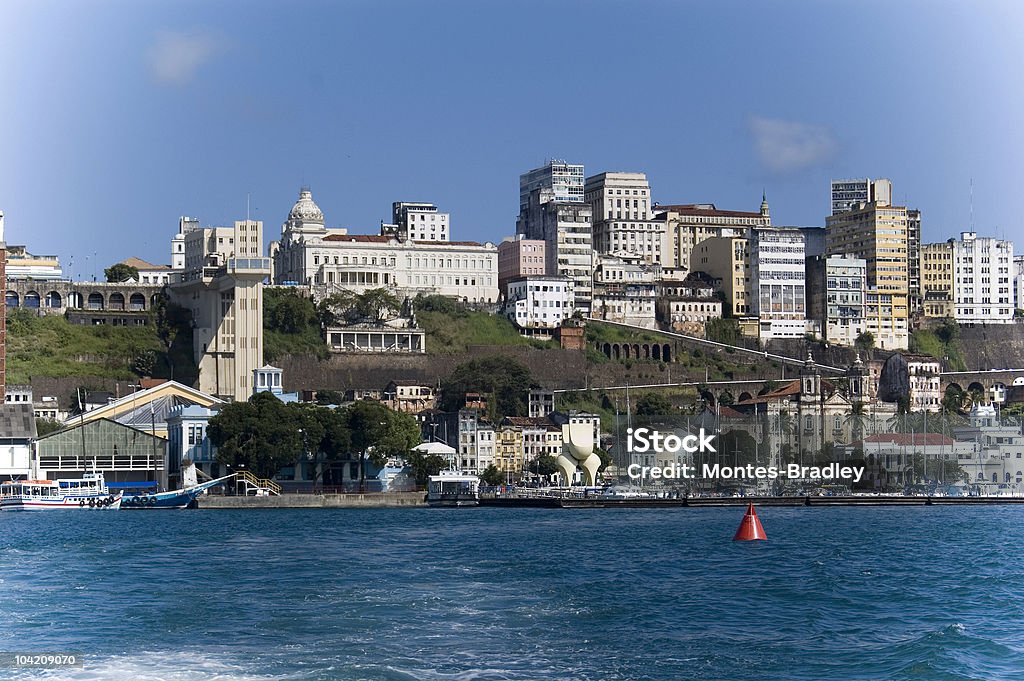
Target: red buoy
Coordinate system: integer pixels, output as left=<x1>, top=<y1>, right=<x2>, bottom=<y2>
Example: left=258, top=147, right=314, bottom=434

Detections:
left=733, top=503, right=767, bottom=541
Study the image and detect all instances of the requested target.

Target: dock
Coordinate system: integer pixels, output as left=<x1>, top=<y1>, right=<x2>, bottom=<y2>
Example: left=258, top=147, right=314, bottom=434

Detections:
left=480, top=494, right=1024, bottom=508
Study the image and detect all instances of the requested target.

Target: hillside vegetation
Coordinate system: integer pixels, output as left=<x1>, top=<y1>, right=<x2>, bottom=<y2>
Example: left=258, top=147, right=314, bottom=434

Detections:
left=5, top=308, right=195, bottom=385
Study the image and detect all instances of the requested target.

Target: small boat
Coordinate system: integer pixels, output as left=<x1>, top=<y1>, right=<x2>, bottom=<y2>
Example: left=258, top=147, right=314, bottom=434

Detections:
left=427, top=470, right=481, bottom=507
left=0, top=472, right=123, bottom=510
left=120, top=474, right=236, bottom=509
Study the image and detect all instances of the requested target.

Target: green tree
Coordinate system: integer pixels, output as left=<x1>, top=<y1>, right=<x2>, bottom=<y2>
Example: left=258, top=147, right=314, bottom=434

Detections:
left=439, top=356, right=534, bottom=418
left=531, top=453, right=560, bottom=478
left=35, top=418, right=64, bottom=437
left=480, top=465, right=505, bottom=486
left=635, top=393, right=674, bottom=416
left=104, top=263, right=139, bottom=283
left=403, top=449, right=448, bottom=487
left=855, top=331, right=875, bottom=352
left=315, top=389, right=345, bottom=406
left=345, top=399, right=421, bottom=491
left=265, top=288, right=319, bottom=334
left=208, top=392, right=305, bottom=479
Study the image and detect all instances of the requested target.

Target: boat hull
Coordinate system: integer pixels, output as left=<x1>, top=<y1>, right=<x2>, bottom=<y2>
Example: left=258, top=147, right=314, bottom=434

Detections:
left=1, top=493, right=123, bottom=510
left=119, top=475, right=236, bottom=510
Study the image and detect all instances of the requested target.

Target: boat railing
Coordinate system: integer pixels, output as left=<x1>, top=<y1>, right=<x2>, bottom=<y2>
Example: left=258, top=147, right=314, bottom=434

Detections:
left=235, top=470, right=282, bottom=496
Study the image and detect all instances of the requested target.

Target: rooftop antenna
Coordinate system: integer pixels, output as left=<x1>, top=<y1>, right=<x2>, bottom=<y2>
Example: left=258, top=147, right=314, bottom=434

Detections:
left=247, top=193, right=251, bottom=222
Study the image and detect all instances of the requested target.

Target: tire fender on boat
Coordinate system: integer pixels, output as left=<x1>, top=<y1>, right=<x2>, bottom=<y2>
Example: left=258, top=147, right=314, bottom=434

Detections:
left=79, top=500, right=86, bottom=507
left=147, top=496, right=157, bottom=505
left=88, top=498, right=96, bottom=507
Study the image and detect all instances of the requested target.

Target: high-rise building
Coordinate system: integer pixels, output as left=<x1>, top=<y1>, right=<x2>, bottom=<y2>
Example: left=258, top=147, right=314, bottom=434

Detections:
left=517, top=162, right=593, bottom=313
left=519, top=161, right=584, bottom=213
left=921, top=241, right=954, bottom=319
left=585, top=172, right=664, bottom=264
left=1014, top=255, right=1024, bottom=313
left=830, top=178, right=892, bottom=215
left=168, top=218, right=271, bottom=402
left=951, top=231, right=1014, bottom=324
left=389, top=202, right=449, bottom=242
left=806, top=254, right=867, bottom=347
left=825, top=201, right=909, bottom=349
left=750, top=226, right=808, bottom=339
left=907, top=209, right=922, bottom=315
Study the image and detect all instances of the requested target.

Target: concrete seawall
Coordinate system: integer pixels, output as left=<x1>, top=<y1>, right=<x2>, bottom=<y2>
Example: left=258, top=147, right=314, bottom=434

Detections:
left=198, top=492, right=427, bottom=509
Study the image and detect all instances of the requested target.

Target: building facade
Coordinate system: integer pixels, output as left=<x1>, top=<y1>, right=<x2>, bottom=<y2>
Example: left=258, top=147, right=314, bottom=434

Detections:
left=585, top=172, right=665, bottom=264
left=497, top=235, right=546, bottom=296
left=272, top=189, right=498, bottom=304
left=388, top=202, right=450, bottom=242
left=591, top=254, right=658, bottom=329
left=504, top=275, right=574, bottom=333
left=806, top=254, right=867, bottom=347
left=656, top=201, right=769, bottom=271
left=830, top=178, right=892, bottom=216
left=694, top=235, right=752, bottom=317
left=751, top=226, right=807, bottom=339
left=825, top=201, right=909, bottom=349
left=951, top=231, right=1014, bottom=325
left=921, top=241, right=954, bottom=319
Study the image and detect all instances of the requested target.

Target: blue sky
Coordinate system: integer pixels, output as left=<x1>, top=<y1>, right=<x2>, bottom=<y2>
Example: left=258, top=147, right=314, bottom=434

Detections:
left=1, top=0, right=1022, bottom=276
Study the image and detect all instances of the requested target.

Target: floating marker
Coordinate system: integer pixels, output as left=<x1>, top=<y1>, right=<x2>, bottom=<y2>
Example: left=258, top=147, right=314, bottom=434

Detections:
left=733, top=503, right=767, bottom=541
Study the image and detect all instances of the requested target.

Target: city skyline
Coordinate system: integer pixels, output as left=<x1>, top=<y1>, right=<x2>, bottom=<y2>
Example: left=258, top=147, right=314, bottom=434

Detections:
left=2, top=1, right=1022, bottom=271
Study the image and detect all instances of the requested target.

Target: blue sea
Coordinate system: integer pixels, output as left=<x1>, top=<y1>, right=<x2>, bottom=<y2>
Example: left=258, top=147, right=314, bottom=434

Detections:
left=2, top=506, right=1024, bottom=680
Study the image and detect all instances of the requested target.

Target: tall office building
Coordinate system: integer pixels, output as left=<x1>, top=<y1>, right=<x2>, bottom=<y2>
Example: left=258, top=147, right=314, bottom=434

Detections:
left=517, top=161, right=593, bottom=313
left=830, top=178, right=892, bottom=216
left=921, top=241, right=954, bottom=319
left=750, top=226, right=808, bottom=339
left=655, top=200, right=770, bottom=271
left=389, top=202, right=450, bottom=242
left=585, top=172, right=664, bottom=264
left=519, top=161, right=584, bottom=213
left=951, top=232, right=1014, bottom=324
left=825, top=201, right=909, bottom=349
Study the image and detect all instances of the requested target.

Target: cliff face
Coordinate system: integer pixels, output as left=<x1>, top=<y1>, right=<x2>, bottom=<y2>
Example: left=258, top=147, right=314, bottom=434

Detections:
left=955, top=324, right=1024, bottom=370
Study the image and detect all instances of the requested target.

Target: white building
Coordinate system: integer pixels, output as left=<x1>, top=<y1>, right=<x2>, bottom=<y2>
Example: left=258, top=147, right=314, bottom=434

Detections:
left=591, top=253, right=658, bottom=329
left=830, top=178, right=892, bottom=215
left=517, top=187, right=593, bottom=313
left=388, top=202, right=449, bottom=242
left=504, top=275, right=573, bottom=333
left=122, top=257, right=176, bottom=285
left=3, top=245, right=63, bottom=280
left=656, top=272, right=722, bottom=334
left=1014, top=254, right=1024, bottom=312
left=751, top=226, right=808, bottom=339
left=585, top=172, right=665, bottom=265
left=458, top=410, right=495, bottom=474
left=952, top=232, right=1014, bottom=324
left=953, top=404, right=1024, bottom=490
left=271, top=189, right=498, bottom=303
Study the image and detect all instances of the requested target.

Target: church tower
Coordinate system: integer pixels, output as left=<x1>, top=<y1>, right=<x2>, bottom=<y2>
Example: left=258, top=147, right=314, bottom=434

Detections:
left=760, top=190, right=770, bottom=221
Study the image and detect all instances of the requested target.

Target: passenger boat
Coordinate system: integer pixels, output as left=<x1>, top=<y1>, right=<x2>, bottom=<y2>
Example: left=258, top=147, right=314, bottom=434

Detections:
left=120, top=474, right=235, bottom=509
left=427, top=470, right=481, bottom=507
left=0, top=472, right=123, bottom=510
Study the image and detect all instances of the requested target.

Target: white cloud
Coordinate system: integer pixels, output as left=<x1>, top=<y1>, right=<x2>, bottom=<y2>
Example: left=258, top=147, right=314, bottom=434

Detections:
left=148, top=30, right=222, bottom=86
left=749, top=115, right=837, bottom=173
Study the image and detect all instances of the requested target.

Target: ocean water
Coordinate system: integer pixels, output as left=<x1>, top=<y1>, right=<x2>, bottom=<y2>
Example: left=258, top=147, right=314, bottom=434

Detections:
left=2, top=506, right=1024, bottom=680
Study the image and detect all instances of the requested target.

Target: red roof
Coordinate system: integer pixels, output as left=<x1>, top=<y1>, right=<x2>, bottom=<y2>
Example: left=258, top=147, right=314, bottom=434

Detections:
left=655, top=204, right=764, bottom=219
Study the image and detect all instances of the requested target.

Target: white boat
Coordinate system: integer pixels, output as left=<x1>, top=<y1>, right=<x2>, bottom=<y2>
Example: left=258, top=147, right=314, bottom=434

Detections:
left=0, top=472, right=123, bottom=510
left=427, top=470, right=480, bottom=507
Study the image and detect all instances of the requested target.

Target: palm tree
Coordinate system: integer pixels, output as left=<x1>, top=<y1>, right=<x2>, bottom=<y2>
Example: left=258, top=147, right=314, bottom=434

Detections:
left=844, top=401, right=869, bottom=445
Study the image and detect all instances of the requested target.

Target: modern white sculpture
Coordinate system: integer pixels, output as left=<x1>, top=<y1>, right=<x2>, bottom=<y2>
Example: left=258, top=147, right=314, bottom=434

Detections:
left=556, top=418, right=601, bottom=486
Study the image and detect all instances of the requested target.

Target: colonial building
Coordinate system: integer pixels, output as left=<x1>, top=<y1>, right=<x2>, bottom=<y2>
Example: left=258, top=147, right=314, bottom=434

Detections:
left=504, top=275, right=573, bottom=334
left=655, top=198, right=770, bottom=272
left=655, top=271, right=722, bottom=335
left=590, top=253, right=658, bottom=329
left=585, top=171, right=665, bottom=264
left=271, top=189, right=498, bottom=304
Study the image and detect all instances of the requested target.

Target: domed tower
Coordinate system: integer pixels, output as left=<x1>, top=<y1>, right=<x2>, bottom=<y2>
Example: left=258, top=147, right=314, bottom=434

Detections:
left=283, top=187, right=326, bottom=238
left=760, top=190, right=770, bottom=222
left=800, top=350, right=820, bottom=400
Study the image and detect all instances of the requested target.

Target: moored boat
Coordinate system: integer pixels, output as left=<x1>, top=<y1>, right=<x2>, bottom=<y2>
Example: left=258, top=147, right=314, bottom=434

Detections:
left=120, top=474, right=235, bottom=509
left=0, top=472, right=123, bottom=510
left=427, top=470, right=481, bottom=507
